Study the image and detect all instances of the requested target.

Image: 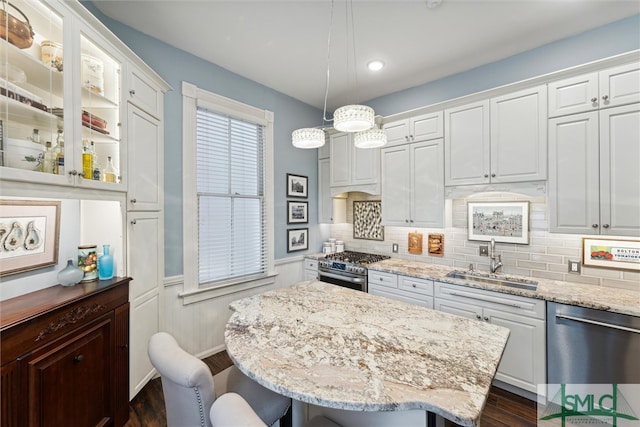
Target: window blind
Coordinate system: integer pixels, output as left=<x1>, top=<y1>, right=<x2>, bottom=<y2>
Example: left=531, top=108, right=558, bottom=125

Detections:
left=196, top=107, right=265, bottom=285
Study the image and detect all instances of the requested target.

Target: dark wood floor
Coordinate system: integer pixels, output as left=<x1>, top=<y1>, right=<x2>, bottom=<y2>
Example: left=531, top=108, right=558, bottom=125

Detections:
left=125, top=351, right=536, bottom=427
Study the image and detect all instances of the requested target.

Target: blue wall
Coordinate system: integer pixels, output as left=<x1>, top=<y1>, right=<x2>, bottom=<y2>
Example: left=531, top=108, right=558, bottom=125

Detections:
left=84, top=2, right=639, bottom=277
left=83, top=3, right=323, bottom=277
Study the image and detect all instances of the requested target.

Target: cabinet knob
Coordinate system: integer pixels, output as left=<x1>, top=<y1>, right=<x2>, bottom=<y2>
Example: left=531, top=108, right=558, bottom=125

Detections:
left=130, top=198, right=137, bottom=204
left=491, top=173, right=496, bottom=177
left=475, top=314, right=482, bottom=320
left=483, top=316, right=489, bottom=322
left=484, top=174, right=489, bottom=178
left=129, top=89, right=136, bottom=96
left=69, top=170, right=78, bottom=176
left=410, top=219, right=414, bottom=223
left=602, top=224, right=610, bottom=229
left=405, top=136, right=409, bottom=141
left=131, top=219, right=137, bottom=225
left=121, top=344, right=128, bottom=350
left=412, top=283, right=417, bottom=288
left=405, top=219, right=409, bottom=223
left=78, top=172, right=85, bottom=178
left=602, top=95, right=609, bottom=102
left=591, top=97, right=598, bottom=103
left=409, top=134, right=414, bottom=140
left=592, top=224, right=599, bottom=228
left=73, top=354, right=84, bottom=363
left=379, top=277, right=383, bottom=281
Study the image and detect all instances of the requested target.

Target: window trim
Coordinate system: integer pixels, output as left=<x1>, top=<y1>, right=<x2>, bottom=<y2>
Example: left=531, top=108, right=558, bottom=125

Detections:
left=181, top=81, right=275, bottom=303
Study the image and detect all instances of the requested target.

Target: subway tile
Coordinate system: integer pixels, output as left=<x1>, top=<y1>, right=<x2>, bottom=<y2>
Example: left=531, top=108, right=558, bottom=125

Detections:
left=531, top=254, right=564, bottom=264
left=515, top=245, right=546, bottom=254
left=547, top=247, right=581, bottom=256
left=501, top=267, right=532, bottom=277
left=622, top=271, right=640, bottom=282
left=518, top=260, right=548, bottom=270
left=454, top=246, right=478, bottom=255
left=531, top=237, right=565, bottom=247
left=501, top=251, right=531, bottom=261
left=582, top=266, right=623, bottom=280
left=602, top=278, right=640, bottom=291
left=562, top=275, right=601, bottom=286
left=531, top=270, right=565, bottom=281
left=549, top=263, right=570, bottom=273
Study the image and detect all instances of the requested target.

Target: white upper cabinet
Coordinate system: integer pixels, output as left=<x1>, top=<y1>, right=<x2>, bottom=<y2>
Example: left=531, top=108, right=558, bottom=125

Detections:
left=382, top=111, right=443, bottom=147
left=382, top=139, right=444, bottom=228
left=329, top=132, right=380, bottom=195
left=444, top=100, right=490, bottom=186
left=549, top=104, right=640, bottom=236
left=444, top=86, right=547, bottom=186
left=126, top=63, right=163, bottom=119
left=548, top=62, right=640, bottom=117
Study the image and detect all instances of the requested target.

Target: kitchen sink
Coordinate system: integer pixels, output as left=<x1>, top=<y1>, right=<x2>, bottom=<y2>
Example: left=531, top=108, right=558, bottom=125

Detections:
left=446, top=271, right=538, bottom=291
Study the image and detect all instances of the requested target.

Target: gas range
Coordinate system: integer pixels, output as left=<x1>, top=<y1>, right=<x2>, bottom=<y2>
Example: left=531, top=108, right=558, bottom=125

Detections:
left=317, top=251, right=390, bottom=292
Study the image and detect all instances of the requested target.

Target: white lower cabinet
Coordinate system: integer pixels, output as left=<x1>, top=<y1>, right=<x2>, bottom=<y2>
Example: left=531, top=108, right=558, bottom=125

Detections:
left=434, top=282, right=545, bottom=395
left=368, top=271, right=433, bottom=308
left=304, top=258, right=318, bottom=281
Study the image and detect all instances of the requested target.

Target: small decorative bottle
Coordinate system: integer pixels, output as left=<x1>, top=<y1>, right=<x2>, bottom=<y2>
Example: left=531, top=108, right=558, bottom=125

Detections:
left=98, top=244, right=114, bottom=280
left=104, top=156, right=118, bottom=183
left=43, top=141, right=54, bottom=174
left=57, top=258, right=84, bottom=286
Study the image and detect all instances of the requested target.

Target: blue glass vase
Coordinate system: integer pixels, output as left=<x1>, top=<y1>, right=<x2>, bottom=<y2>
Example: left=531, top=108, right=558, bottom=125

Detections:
left=98, top=244, right=114, bottom=280
left=58, top=259, right=84, bottom=286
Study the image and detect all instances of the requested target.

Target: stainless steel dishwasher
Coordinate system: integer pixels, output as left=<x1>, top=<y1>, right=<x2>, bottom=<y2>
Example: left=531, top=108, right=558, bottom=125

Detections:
left=547, top=302, right=640, bottom=384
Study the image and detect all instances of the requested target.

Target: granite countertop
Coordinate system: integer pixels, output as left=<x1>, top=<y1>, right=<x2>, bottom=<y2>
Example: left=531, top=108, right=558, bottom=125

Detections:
left=366, top=258, right=640, bottom=317
left=225, top=281, right=510, bottom=427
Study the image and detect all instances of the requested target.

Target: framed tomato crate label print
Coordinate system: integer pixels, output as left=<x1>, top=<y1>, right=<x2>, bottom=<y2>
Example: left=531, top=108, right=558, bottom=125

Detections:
left=582, top=238, right=640, bottom=271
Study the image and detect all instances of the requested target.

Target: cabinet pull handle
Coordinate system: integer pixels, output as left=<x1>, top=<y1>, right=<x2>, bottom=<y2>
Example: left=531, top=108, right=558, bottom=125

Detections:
left=491, top=173, right=496, bottom=177
left=483, top=316, right=490, bottom=322
left=412, top=283, right=417, bottom=288
left=131, top=219, right=137, bottom=225
left=447, top=290, right=523, bottom=308
left=475, top=314, right=482, bottom=320
left=484, top=174, right=489, bottom=178
left=121, top=344, right=129, bottom=350
left=592, top=224, right=599, bottom=228
left=73, top=354, right=84, bottom=363
left=405, top=219, right=409, bottom=223
left=602, top=95, right=609, bottom=102
left=130, top=89, right=136, bottom=96
left=555, top=314, right=640, bottom=334
left=602, top=224, right=610, bottom=228
left=590, top=97, right=598, bottom=103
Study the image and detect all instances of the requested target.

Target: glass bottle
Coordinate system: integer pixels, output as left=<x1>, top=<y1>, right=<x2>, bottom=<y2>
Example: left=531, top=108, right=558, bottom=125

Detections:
left=43, top=141, right=54, bottom=173
left=54, top=138, right=65, bottom=175
left=98, top=244, right=114, bottom=280
left=82, top=139, right=93, bottom=180
left=104, top=156, right=118, bottom=183
left=57, top=258, right=84, bottom=286
left=31, top=128, right=40, bottom=144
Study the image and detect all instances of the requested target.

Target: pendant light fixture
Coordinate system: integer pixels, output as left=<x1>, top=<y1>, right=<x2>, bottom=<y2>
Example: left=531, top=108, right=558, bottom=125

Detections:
left=292, top=0, right=377, bottom=149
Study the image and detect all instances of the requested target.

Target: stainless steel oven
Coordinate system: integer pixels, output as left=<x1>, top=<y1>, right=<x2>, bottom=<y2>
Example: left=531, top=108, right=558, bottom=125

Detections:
left=317, top=251, right=390, bottom=293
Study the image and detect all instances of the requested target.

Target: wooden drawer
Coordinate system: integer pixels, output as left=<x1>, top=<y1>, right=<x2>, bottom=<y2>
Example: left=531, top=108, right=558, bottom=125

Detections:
left=398, top=275, right=433, bottom=296
left=368, top=270, right=397, bottom=288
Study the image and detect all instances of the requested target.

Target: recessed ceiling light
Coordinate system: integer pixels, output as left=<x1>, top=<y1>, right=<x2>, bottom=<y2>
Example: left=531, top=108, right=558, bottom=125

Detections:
left=367, top=60, right=385, bottom=72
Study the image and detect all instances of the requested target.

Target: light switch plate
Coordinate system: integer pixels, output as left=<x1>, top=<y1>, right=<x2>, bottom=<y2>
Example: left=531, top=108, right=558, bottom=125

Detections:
left=568, top=260, right=581, bottom=274
left=479, top=246, right=488, bottom=256
left=392, top=243, right=399, bottom=253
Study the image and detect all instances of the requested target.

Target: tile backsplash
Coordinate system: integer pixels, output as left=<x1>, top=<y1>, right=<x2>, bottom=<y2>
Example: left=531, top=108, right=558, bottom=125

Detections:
left=328, top=192, right=639, bottom=292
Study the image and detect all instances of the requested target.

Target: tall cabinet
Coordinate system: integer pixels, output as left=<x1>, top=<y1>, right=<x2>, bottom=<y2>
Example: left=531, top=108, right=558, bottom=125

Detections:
left=0, top=0, right=170, bottom=407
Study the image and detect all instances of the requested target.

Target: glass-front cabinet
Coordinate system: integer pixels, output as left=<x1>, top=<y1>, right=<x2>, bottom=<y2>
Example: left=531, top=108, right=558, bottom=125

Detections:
left=0, top=0, right=123, bottom=190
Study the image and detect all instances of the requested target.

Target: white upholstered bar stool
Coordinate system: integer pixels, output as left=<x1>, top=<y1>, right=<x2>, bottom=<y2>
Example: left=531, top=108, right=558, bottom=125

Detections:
left=148, top=332, right=291, bottom=427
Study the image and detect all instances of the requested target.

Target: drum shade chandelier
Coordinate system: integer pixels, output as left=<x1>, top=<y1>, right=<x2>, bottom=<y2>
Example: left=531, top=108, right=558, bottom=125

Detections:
left=292, top=0, right=382, bottom=149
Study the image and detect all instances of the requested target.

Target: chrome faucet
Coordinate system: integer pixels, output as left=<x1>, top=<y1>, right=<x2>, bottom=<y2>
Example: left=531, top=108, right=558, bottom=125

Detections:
left=489, top=238, right=503, bottom=274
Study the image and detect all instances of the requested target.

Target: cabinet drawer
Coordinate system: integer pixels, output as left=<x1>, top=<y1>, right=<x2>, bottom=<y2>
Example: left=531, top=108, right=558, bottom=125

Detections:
left=304, top=259, right=318, bottom=270
left=435, top=282, right=545, bottom=319
left=369, top=284, right=433, bottom=308
left=128, top=67, right=162, bottom=118
left=398, top=275, right=433, bottom=296
left=368, top=270, right=397, bottom=288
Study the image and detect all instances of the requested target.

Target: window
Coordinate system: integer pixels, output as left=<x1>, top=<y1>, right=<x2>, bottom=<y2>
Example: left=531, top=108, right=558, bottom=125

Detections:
left=182, top=82, right=274, bottom=301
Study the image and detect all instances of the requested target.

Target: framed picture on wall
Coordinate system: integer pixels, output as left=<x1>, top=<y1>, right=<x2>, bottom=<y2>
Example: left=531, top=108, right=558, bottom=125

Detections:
left=467, top=201, right=529, bottom=244
left=287, top=201, right=308, bottom=224
left=0, top=200, right=61, bottom=277
left=286, top=173, right=308, bottom=198
left=287, top=228, right=308, bottom=252
left=582, top=238, right=640, bottom=271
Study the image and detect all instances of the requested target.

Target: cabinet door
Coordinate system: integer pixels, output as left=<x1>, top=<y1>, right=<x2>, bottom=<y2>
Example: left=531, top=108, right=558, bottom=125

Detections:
left=127, top=211, right=163, bottom=398
left=548, top=112, right=600, bottom=234
left=352, top=146, right=380, bottom=186
left=599, top=62, right=640, bottom=109
left=444, top=101, right=490, bottom=185
left=24, top=317, right=112, bottom=427
left=548, top=72, right=599, bottom=117
left=127, top=104, right=162, bottom=211
left=411, top=111, right=444, bottom=142
left=485, top=308, right=545, bottom=394
left=411, top=139, right=444, bottom=228
left=434, top=298, right=482, bottom=320
left=318, top=158, right=333, bottom=223
left=381, top=145, right=411, bottom=226
left=114, top=303, right=130, bottom=427
left=304, top=269, right=318, bottom=281
left=382, top=119, right=410, bottom=146
left=329, top=133, right=351, bottom=186
left=127, top=64, right=163, bottom=119
left=368, top=284, right=433, bottom=308
left=600, top=104, right=640, bottom=237
left=490, top=86, right=547, bottom=183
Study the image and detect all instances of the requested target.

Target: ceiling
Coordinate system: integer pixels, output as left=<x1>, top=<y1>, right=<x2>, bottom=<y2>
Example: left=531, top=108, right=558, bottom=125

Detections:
left=91, top=0, right=639, bottom=110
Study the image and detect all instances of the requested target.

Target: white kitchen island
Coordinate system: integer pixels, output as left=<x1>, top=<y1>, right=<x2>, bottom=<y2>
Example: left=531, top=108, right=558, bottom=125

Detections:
left=225, top=281, right=510, bottom=427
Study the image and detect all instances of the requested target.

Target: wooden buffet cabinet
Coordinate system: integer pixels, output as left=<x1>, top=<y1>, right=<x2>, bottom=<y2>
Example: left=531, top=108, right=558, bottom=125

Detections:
left=0, top=278, right=130, bottom=427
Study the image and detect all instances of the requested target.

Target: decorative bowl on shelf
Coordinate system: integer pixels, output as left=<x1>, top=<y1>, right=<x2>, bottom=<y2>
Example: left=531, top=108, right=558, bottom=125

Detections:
left=5, top=138, right=45, bottom=171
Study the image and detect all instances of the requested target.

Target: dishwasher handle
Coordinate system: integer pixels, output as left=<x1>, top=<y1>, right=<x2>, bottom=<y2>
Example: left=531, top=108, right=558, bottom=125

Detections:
left=556, top=313, right=640, bottom=334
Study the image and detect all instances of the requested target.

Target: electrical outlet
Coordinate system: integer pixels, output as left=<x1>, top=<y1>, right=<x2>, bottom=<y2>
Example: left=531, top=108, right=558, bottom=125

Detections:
left=392, top=243, right=399, bottom=253
left=568, top=260, right=581, bottom=274
left=479, top=245, right=489, bottom=256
